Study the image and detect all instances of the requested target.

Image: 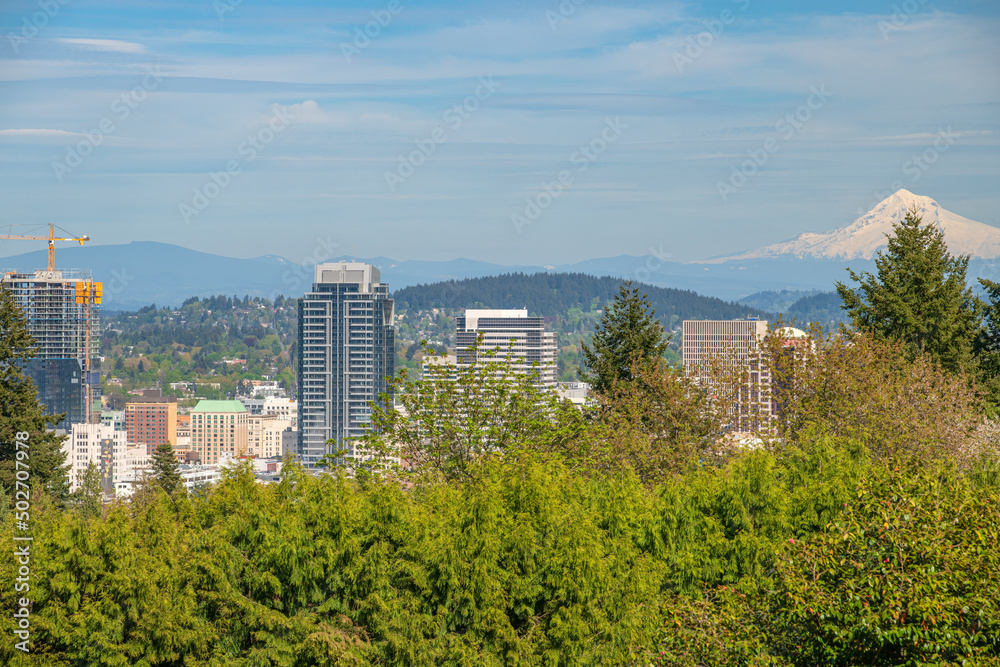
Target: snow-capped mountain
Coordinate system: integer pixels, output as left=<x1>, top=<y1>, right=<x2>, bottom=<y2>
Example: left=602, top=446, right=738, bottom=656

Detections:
left=709, top=189, right=1000, bottom=262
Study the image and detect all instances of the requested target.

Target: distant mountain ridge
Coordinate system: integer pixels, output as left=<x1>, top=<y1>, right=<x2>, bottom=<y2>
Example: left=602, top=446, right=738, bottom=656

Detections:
left=3, top=189, right=995, bottom=310
left=0, top=241, right=849, bottom=308
left=707, top=189, right=1000, bottom=262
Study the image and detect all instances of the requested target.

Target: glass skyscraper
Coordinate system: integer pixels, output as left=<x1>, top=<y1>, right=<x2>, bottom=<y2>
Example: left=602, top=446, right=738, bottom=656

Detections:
left=2, top=269, right=101, bottom=428
left=296, top=263, right=394, bottom=466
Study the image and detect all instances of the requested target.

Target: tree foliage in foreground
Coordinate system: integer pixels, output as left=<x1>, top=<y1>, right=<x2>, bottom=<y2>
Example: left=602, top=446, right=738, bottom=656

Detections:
left=2, top=303, right=1000, bottom=664
left=3, top=435, right=996, bottom=666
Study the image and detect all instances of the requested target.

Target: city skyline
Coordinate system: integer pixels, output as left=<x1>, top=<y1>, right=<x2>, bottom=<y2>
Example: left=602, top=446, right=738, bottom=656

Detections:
left=1, top=0, right=997, bottom=267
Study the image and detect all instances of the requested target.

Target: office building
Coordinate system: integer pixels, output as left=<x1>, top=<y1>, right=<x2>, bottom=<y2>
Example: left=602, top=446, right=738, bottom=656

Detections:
left=555, top=381, right=592, bottom=406
left=297, top=263, right=394, bottom=466
left=248, top=414, right=293, bottom=459
left=1, top=269, right=101, bottom=427
left=64, top=423, right=127, bottom=494
left=238, top=396, right=298, bottom=427
left=682, top=319, right=772, bottom=431
left=455, top=309, right=557, bottom=386
left=100, top=410, right=126, bottom=432
left=125, top=395, right=178, bottom=456
left=191, top=400, right=249, bottom=465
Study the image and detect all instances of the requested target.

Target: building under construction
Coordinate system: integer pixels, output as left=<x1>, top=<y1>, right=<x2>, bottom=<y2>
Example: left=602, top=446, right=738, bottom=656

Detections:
left=1, top=268, right=102, bottom=427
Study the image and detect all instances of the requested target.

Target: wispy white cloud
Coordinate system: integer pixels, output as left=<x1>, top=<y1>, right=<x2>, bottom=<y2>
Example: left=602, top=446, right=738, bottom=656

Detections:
left=0, top=128, right=106, bottom=141
left=868, top=130, right=994, bottom=141
left=55, top=38, right=146, bottom=54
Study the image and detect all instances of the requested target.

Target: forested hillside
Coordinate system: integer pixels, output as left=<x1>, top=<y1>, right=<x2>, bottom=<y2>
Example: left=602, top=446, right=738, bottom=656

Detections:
left=394, top=272, right=772, bottom=323
left=100, top=295, right=298, bottom=402
left=100, top=275, right=795, bottom=396
left=739, top=290, right=850, bottom=327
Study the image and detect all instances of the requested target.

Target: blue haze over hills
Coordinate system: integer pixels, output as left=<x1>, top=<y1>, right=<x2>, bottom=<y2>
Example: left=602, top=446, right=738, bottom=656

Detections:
left=0, top=240, right=889, bottom=310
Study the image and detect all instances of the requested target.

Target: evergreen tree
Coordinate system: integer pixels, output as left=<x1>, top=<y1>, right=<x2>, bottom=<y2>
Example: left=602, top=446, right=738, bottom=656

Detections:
left=0, top=284, right=69, bottom=498
left=581, top=280, right=669, bottom=394
left=151, top=442, right=182, bottom=495
left=973, top=277, right=1000, bottom=409
left=835, top=205, right=981, bottom=374
left=73, top=461, right=104, bottom=518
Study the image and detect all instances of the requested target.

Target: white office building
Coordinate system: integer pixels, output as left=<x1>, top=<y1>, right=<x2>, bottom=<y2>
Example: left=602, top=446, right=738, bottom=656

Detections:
left=63, top=423, right=127, bottom=493
left=455, top=309, right=558, bottom=387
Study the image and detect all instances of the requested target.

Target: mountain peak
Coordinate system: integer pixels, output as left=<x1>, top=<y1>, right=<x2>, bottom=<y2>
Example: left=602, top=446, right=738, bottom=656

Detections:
left=706, top=190, right=998, bottom=262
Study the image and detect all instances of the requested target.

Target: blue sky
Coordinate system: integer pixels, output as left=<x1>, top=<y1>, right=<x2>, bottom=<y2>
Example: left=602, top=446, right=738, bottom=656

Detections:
left=0, top=0, right=997, bottom=265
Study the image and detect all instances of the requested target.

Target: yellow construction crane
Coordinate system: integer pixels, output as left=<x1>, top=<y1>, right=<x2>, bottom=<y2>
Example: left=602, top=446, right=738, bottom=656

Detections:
left=0, top=223, right=90, bottom=271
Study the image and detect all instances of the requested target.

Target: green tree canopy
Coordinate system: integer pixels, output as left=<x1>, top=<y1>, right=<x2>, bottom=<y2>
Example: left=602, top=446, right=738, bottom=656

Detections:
left=835, top=205, right=980, bottom=374
left=581, top=280, right=669, bottom=394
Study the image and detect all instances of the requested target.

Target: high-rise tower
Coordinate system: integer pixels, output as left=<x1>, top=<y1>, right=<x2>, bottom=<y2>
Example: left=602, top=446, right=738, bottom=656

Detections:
left=2, top=268, right=101, bottom=427
left=296, top=263, right=394, bottom=466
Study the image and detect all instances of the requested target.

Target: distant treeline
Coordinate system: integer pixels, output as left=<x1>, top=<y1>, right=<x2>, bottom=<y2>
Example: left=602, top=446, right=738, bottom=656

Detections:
left=392, top=272, right=773, bottom=324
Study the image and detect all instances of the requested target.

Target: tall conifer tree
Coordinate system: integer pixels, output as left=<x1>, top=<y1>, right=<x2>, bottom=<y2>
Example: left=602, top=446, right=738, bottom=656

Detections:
left=582, top=280, right=669, bottom=395
left=152, top=441, right=182, bottom=495
left=836, top=205, right=980, bottom=374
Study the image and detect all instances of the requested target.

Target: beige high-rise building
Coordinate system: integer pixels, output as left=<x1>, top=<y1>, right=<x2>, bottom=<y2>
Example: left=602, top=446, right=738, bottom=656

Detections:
left=682, top=319, right=771, bottom=430
left=191, top=400, right=249, bottom=464
left=248, top=414, right=293, bottom=459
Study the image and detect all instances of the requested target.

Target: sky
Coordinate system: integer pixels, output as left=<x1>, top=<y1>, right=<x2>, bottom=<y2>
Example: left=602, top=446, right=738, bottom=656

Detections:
left=0, top=0, right=997, bottom=266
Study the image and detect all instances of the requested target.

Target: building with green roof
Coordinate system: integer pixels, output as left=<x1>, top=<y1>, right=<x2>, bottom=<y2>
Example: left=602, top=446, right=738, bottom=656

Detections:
left=191, top=400, right=249, bottom=464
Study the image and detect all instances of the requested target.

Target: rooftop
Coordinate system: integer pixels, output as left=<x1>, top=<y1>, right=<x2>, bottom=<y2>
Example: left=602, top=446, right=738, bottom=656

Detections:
left=192, top=400, right=248, bottom=413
